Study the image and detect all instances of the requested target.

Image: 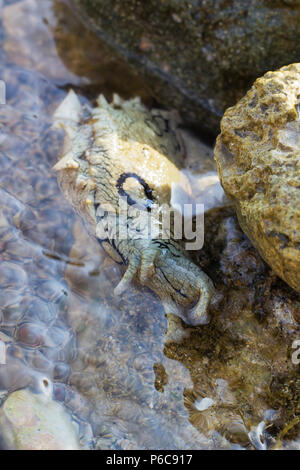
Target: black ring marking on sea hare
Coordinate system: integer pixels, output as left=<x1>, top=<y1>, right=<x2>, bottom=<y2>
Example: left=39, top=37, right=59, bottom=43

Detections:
left=117, top=172, right=155, bottom=212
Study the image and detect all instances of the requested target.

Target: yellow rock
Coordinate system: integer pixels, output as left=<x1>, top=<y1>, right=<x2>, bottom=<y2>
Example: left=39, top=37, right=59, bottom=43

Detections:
left=215, top=64, right=300, bottom=291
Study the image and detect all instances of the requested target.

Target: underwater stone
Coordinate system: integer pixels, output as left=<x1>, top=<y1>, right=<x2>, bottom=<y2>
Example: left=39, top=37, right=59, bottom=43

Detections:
left=0, top=385, right=81, bottom=450
left=69, top=0, right=300, bottom=135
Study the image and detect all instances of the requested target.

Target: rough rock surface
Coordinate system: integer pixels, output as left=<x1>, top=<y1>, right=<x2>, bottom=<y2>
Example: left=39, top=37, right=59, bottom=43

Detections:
left=214, top=64, right=300, bottom=292
left=69, top=0, right=300, bottom=135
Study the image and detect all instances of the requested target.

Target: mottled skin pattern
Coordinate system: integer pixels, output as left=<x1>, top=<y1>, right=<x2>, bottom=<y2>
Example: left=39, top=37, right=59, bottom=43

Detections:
left=53, top=91, right=214, bottom=325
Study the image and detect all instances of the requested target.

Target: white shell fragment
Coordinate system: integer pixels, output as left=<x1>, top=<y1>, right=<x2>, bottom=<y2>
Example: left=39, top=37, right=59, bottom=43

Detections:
left=194, top=397, right=214, bottom=411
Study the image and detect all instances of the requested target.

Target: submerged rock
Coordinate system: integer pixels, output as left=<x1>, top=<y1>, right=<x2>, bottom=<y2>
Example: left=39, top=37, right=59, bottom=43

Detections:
left=3, top=0, right=152, bottom=101
left=0, top=379, right=81, bottom=450
left=215, top=64, right=300, bottom=292
left=0, top=65, right=93, bottom=449
left=188, top=207, right=300, bottom=448
left=65, top=205, right=300, bottom=449
left=68, top=0, right=300, bottom=135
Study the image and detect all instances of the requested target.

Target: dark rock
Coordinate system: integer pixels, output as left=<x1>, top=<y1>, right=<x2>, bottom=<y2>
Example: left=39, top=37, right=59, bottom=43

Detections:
left=69, top=0, right=300, bottom=136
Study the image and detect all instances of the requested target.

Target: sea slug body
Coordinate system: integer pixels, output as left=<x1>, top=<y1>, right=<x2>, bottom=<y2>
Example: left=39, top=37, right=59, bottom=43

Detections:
left=53, top=90, right=215, bottom=325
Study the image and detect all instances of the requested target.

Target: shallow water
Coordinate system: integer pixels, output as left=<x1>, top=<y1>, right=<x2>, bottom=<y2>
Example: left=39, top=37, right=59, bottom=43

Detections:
left=0, top=0, right=299, bottom=450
